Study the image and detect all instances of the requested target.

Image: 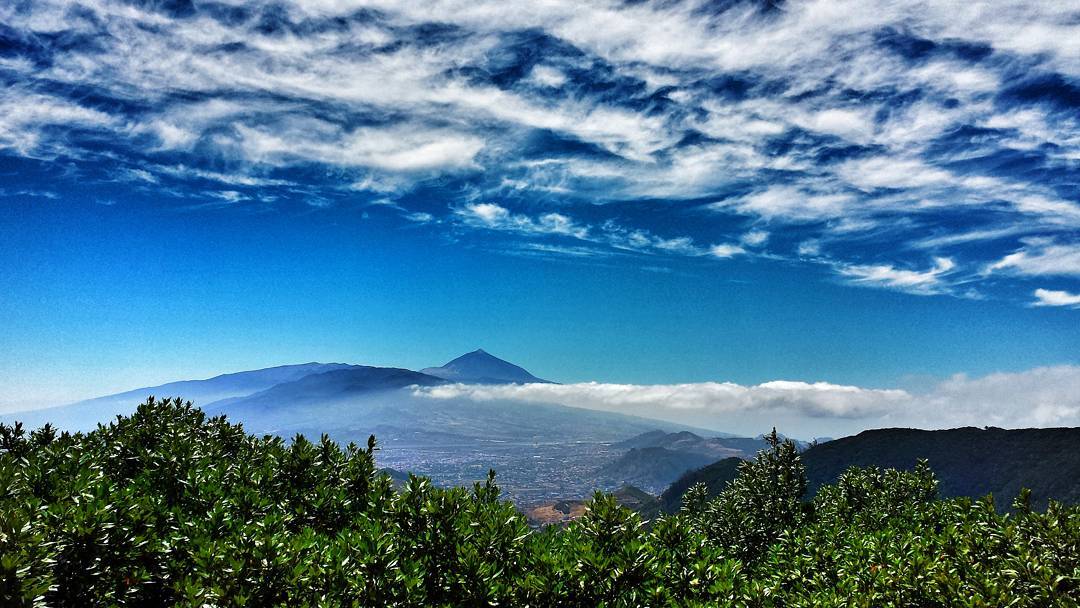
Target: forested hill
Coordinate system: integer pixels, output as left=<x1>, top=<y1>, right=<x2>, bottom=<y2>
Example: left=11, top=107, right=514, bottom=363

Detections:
left=802, top=426, right=1080, bottom=510
left=662, top=426, right=1080, bottom=512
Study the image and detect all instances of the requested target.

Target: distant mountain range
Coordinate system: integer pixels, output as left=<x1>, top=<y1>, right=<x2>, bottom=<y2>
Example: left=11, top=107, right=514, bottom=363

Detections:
left=2, top=350, right=715, bottom=446
left=660, top=426, right=1080, bottom=512
left=3, top=351, right=547, bottom=430
left=2, top=362, right=355, bottom=430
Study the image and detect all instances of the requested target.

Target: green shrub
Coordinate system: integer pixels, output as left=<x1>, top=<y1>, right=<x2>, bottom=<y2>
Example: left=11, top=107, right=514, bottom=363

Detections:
left=1, top=398, right=1076, bottom=607
left=683, top=429, right=809, bottom=565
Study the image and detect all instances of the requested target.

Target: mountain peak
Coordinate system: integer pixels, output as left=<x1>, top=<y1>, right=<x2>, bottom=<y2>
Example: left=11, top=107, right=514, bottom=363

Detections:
left=455, top=348, right=493, bottom=360
left=421, top=349, right=552, bottom=384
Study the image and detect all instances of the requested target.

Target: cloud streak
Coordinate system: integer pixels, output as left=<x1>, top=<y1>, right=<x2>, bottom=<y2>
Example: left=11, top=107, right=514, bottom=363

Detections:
left=412, top=365, right=1080, bottom=437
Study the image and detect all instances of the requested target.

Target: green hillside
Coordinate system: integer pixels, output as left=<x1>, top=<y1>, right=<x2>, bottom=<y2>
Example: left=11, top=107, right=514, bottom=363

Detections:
left=662, top=426, right=1080, bottom=513
left=800, top=427, right=1080, bottom=510
left=2, top=399, right=1077, bottom=606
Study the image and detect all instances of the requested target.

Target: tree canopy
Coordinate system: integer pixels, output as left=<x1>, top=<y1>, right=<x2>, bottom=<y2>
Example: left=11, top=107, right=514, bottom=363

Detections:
left=2, top=398, right=1077, bottom=606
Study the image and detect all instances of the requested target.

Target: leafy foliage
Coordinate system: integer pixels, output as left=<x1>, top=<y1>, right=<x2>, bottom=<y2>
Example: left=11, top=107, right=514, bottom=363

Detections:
left=2, top=399, right=1077, bottom=606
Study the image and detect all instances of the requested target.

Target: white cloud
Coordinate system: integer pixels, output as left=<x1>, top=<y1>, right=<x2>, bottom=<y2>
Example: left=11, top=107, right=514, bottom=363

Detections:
left=142, top=120, right=198, bottom=150
left=529, top=65, right=568, bottom=88
left=797, top=240, right=822, bottom=257
left=923, top=366, right=1080, bottom=428
left=0, top=90, right=115, bottom=156
left=740, top=230, right=769, bottom=246
left=710, top=243, right=746, bottom=258
left=402, top=212, right=432, bottom=223
left=463, top=202, right=510, bottom=224
left=208, top=190, right=244, bottom=203
left=722, top=187, right=855, bottom=222
left=412, top=364, right=1080, bottom=437
left=456, top=203, right=590, bottom=239
left=155, top=165, right=294, bottom=187
left=1011, top=195, right=1080, bottom=224
left=837, top=257, right=956, bottom=294
left=836, top=157, right=954, bottom=191
left=1032, top=288, right=1080, bottom=308
left=804, top=108, right=875, bottom=141
left=415, top=380, right=908, bottom=421
left=230, top=123, right=485, bottom=172
left=455, top=204, right=714, bottom=258
left=988, top=241, right=1080, bottom=277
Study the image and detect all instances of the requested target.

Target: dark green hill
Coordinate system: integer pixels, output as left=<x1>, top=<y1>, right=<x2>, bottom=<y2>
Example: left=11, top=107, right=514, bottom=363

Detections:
left=661, top=426, right=1080, bottom=511
left=800, top=426, right=1080, bottom=510
left=659, top=456, right=743, bottom=513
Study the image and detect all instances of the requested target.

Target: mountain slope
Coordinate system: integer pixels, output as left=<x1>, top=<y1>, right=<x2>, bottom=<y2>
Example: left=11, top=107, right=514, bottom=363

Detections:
left=421, top=349, right=551, bottom=384
left=201, top=366, right=447, bottom=430
left=659, top=457, right=744, bottom=513
left=2, top=362, right=354, bottom=431
left=207, top=366, right=445, bottom=409
left=599, top=431, right=770, bottom=493
left=614, top=430, right=763, bottom=458
left=800, top=426, right=1080, bottom=510
left=598, top=447, right=717, bottom=494
left=660, top=426, right=1080, bottom=511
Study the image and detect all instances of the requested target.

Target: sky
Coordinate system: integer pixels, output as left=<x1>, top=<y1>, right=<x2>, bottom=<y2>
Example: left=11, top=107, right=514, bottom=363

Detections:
left=1, top=0, right=1079, bottom=431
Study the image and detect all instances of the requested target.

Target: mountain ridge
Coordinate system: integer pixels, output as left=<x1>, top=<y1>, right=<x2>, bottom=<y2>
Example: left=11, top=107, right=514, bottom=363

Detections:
left=2, top=350, right=552, bottom=430
left=0, top=362, right=356, bottom=430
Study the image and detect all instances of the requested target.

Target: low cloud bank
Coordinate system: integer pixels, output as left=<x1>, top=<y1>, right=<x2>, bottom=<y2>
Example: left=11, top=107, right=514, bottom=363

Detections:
left=413, top=365, right=1080, bottom=438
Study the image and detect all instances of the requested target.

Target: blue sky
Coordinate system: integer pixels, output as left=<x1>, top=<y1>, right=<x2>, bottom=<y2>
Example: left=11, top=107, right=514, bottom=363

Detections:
left=1, top=0, right=1079, bottom=428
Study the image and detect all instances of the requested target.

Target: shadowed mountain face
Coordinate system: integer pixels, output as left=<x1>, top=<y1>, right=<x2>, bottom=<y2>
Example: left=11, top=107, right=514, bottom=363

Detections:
left=421, top=349, right=551, bottom=384
left=206, top=366, right=446, bottom=411
left=660, top=426, right=1080, bottom=512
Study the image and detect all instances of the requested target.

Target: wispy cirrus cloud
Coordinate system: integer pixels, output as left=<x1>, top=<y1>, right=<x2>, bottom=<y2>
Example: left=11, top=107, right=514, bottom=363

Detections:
left=454, top=202, right=714, bottom=258
left=0, top=0, right=1077, bottom=305
left=988, top=240, right=1080, bottom=277
left=837, top=257, right=957, bottom=295
left=456, top=203, right=589, bottom=239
